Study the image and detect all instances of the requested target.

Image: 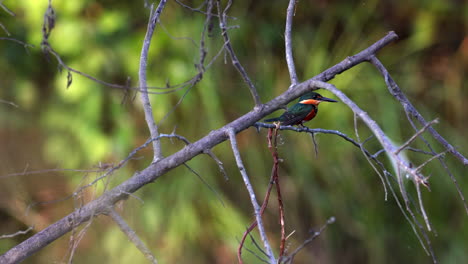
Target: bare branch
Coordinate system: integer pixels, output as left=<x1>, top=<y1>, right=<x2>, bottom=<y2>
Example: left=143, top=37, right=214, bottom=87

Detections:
left=414, top=151, right=447, bottom=174
left=204, top=149, right=229, bottom=180
left=216, top=0, right=262, bottom=107
left=0, top=37, right=33, bottom=50
left=395, top=119, right=440, bottom=155
left=370, top=56, right=468, bottom=215
left=0, top=0, right=15, bottom=16
left=315, top=81, right=441, bottom=262
left=246, top=232, right=269, bottom=262
left=108, top=209, right=157, bottom=264
left=0, top=98, right=19, bottom=108
left=0, top=226, right=34, bottom=239
left=182, top=163, right=225, bottom=207
left=354, top=113, right=388, bottom=201
left=369, top=56, right=468, bottom=165
left=315, top=81, right=424, bottom=181
left=282, top=216, right=335, bottom=264
left=267, top=128, right=286, bottom=259
left=226, top=128, right=275, bottom=264
left=139, top=1, right=167, bottom=163
left=414, top=180, right=432, bottom=232
left=285, top=0, right=299, bottom=85
left=0, top=22, right=10, bottom=35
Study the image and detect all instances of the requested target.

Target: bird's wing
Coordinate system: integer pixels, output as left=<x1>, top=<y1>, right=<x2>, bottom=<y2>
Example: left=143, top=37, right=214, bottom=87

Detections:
left=264, top=117, right=280, bottom=122
left=279, top=110, right=310, bottom=126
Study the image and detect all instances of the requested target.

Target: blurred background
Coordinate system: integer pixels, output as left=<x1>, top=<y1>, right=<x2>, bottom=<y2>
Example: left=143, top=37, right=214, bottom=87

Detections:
left=1, top=0, right=467, bottom=263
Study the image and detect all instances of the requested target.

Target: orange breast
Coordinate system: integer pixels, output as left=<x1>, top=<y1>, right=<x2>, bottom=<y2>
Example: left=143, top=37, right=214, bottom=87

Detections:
left=303, top=109, right=317, bottom=121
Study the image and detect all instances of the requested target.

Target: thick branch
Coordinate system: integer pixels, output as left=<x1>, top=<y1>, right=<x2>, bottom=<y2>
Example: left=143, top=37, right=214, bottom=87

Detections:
left=316, top=82, right=420, bottom=180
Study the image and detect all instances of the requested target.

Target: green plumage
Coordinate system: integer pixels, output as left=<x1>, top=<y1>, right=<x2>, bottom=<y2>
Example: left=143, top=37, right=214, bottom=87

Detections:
left=264, top=92, right=337, bottom=126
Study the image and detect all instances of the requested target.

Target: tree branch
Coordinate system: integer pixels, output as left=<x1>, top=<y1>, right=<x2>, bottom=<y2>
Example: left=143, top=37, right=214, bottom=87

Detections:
left=139, top=1, right=167, bottom=163
left=285, top=0, right=299, bottom=85
left=0, top=226, right=34, bottom=240
left=226, top=128, right=275, bottom=264
left=216, top=0, right=262, bottom=108
left=369, top=56, right=468, bottom=165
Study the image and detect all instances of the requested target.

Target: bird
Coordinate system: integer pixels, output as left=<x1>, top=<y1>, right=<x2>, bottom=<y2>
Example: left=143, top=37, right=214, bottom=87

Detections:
left=264, top=91, right=338, bottom=126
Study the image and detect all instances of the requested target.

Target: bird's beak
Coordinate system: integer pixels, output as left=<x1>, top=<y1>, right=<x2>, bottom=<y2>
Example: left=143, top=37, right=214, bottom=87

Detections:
left=318, top=96, right=338, bottom=103
left=300, top=96, right=338, bottom=105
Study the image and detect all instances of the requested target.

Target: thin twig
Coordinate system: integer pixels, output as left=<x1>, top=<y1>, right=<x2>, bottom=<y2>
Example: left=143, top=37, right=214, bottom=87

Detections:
left=0, top=98, right=19, bottom=107
left=414, top=180, right=432, bottom=232
left=283, top=216, right=335, bottom=263
left=267, top=128, right=286, bottom=258
left=216, top=0, right=262, bottom=107
left=0, top=37, right=33, bottom=50
left=139, top=1, right=167, bottom=162
left=0, top=0, right=15, bottom=16
left=414, top=151, right=447, bottom=173
left=0, top=226, right=34, bottom=239
left=353, top=113, right=388, bottom=201
left=108, top=209, right=157, bottom=264
left=405, top=112, right=468, bottom=215
left=0, top=22, right=10, bottom=35
left=369, top=56, right=468, bottom=165
left=204, top=149, right=229, bottom=180
left=247, top=232, right=269, bottom=259
left=395, top=119, right=439, bottom=155
left=310, top=133, right=319, bottom=157
left=182, top=163, right=225, bottom=207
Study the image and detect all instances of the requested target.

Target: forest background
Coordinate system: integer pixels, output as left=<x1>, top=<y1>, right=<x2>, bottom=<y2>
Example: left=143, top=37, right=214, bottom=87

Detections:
left=0, top=0, right=467, bottom=263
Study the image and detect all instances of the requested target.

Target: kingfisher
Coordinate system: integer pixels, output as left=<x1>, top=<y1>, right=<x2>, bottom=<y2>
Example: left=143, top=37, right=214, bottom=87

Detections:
left=264, top=91, right=338, bottom=126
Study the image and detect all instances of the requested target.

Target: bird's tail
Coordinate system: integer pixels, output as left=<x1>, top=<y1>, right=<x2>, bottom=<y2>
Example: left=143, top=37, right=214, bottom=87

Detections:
left=264, top=117, right=280, bottom=122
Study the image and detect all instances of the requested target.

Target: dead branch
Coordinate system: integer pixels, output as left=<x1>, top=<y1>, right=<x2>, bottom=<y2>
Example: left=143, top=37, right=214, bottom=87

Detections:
left=216, top=0, right=262, bottom=107
left=369, top=56, right=468, bottom=165
left=282, top=217, right=335, bottom=264
left=285, top=0, right=299, bottom=85
left=0, top=226, right=34, bottom=240
left=227, top=128, right=275, bottom=263
left=139, top=1, right=167, bottom=162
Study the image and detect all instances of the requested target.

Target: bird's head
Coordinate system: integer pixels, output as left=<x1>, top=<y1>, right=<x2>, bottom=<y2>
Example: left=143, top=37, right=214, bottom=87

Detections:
left=299, top=92, right=338, bottom=105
